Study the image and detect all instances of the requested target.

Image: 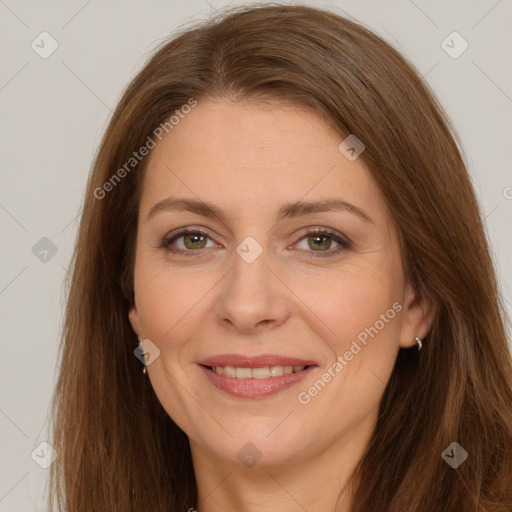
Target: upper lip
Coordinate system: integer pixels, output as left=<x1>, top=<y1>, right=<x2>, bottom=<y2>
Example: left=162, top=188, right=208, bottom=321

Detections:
left=197, top=354, right=318, bottom=368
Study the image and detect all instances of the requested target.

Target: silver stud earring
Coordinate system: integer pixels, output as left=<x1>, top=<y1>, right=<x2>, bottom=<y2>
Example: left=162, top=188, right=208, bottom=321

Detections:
left=415, top=336, right=423, bottom=351
left=138, top=338, right=147, bottom=375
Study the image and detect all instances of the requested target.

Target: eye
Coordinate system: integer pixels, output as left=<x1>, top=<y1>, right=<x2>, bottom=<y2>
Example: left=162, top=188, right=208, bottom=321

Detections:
left=163, top=228, right=218, bottom=257
left=293, top=228, right=351, bottom=257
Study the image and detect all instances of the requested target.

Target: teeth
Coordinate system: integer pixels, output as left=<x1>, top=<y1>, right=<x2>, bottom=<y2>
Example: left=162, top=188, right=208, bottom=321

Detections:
left=236, top=367, right=251, bottom=379
left=270, top=365, right=283, bottom=377
left=252, top=366, right=270, bottom=379
left=212, top=365, right=307, bottom=378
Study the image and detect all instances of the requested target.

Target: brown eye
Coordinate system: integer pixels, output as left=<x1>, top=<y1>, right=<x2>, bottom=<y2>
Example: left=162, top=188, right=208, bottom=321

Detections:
left=181, top=232, right=208, bottom=250
left=294, top=229, right=351, bottom=258
left=306, top=234, right=334, bottom=251
left=163, top=228, right=216, bottom=257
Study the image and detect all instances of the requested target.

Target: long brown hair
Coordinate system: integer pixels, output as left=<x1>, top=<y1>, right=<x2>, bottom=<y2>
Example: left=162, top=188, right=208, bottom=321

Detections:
left=48, top=3, right=512, bottom=511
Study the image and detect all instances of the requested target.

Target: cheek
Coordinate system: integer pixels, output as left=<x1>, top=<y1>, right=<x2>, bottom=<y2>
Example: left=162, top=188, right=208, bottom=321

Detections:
left=292, top=271, right=401, bottom=437
left=307, top=265, right=402, bottom=405
left=133, top=256, right=214, bottom=342
left=307, top=265, right=400, bottom=340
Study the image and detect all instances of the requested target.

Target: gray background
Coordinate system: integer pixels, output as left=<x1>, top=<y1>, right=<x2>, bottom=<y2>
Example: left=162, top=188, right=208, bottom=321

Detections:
left=1, top=0, right=511, bottom=510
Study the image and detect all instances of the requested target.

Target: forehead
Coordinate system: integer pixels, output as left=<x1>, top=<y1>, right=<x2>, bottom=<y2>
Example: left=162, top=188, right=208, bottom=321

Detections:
left=140, top=98, right=386, bottom=224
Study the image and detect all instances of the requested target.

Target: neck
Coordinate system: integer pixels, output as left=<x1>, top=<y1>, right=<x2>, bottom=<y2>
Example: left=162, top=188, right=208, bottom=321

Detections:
left=190, top=414, right=376, bottom=512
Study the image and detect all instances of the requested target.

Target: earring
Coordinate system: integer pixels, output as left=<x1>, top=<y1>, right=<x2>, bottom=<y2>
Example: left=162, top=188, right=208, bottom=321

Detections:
left=137, top=338, right=147, bottom=375
left=415, top=336, right=423, bottom=351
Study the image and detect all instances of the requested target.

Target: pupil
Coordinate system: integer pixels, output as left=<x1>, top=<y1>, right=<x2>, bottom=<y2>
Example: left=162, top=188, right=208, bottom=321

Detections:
left=187, top=233, right=205, bottom=248
left=311, top=235, right=330, bottom=250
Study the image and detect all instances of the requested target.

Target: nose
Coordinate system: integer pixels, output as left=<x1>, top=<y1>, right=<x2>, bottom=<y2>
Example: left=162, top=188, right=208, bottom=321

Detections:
left=214, top=244, right=291, bottom=334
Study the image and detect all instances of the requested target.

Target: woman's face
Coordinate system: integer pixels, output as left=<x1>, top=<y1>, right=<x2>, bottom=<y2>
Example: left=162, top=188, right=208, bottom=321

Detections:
left=129, top=98, right=429, bottom=469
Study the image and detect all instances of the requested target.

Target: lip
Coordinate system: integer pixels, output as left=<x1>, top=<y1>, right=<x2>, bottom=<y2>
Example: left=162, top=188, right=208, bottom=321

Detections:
left=197, top=353, right=319, bottom=399
left=197, top=353, right=317, bottom=368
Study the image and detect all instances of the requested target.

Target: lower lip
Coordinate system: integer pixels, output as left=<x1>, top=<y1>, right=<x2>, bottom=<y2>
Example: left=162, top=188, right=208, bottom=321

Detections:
left=199, top=365, right=317, bottom=398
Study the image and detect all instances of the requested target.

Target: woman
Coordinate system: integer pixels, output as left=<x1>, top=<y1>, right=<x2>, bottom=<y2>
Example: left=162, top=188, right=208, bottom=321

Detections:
left=48, top=3, right=512, bottom=511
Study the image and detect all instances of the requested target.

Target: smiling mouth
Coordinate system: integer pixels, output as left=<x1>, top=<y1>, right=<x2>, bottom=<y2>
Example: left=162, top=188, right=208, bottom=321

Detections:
left=198, top=363, right=317, bottom=398
left=202, top=364, right=313, bottom=379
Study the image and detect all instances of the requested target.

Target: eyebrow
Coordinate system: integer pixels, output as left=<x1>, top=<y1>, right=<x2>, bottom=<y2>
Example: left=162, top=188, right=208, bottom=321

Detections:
left=146, top=197, right=373, bottom=224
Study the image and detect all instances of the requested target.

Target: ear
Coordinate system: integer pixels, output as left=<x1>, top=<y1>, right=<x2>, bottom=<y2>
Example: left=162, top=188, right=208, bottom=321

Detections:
left=128, top=304, right=142, bottom=339
left=398, top=281, right=437, bottom=348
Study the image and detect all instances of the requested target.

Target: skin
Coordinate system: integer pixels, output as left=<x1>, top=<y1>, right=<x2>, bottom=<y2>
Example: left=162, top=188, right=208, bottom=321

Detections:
left=129, top=98, right=435, bottom=512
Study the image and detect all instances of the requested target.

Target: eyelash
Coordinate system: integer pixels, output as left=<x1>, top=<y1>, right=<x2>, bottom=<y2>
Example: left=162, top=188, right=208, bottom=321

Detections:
left=162, top=227, right=351, bottom=259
